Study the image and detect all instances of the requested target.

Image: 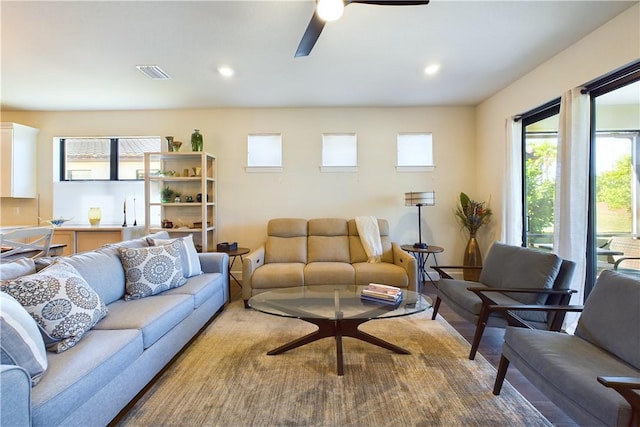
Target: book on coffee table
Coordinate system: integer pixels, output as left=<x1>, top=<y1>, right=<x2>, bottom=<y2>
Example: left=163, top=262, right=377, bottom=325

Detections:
left=360, top=283, right=403, bottom=306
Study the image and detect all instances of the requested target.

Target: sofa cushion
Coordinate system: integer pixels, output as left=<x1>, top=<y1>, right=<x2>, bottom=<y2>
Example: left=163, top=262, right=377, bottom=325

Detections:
left=118, top=241, right=187, bottom=300
left=147, top=234, right=202, bottom=278
left=479, top=242, right=561, bottom=304
left=503, top=327, right=636, bottom=425
left=348, top=219, right=393, bottom=264
left=31, top=328, right=143, bottom=426
left=0, top=258, right=36, bottom=280
left=251, top=263, right=305, bottom=289
left=265, top=218, right=308, bottom=264
left=93, top=294, right=193, bottom=349
left=1, top=259, right=109, bottom=353
left=304, top=262, right=355, bottom=285
left=307, top=218, right=350, bottom=263
left=0, top=291, right=48, bottom=386
left=63, top=245, right=126, bottom=305
left=575, top=270, right=640, bottom=370
left=163, top=272, right=223, bottom=308
left=352, top=262, right=410, bottom=289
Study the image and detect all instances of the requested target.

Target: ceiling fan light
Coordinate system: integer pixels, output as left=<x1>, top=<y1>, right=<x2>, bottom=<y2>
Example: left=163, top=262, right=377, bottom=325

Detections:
left=424, top=63, right=440, bottom=76
left=317, top=0, right=344, bottom=22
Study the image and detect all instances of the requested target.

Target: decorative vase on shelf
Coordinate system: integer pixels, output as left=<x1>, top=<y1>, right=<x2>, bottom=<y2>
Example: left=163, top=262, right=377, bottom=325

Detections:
left=191, top=129, right=203, bottom=152
left=165, top=136, right=174, bottom=152
left=88, top=207, right=102, bottom=227
left=463, top=232, right=482, bottom=281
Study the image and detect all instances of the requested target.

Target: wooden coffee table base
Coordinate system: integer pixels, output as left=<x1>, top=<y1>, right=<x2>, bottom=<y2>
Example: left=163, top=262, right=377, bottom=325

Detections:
left=266, top=317, right=410, bottom=376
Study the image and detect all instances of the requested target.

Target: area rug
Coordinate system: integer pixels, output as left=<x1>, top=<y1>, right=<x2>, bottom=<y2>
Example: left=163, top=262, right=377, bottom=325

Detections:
left=116, top=299, right=551, bottom=427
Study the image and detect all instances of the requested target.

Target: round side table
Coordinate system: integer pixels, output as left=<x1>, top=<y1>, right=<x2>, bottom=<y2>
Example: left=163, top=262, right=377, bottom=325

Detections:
left=219, top=247, right=250, bottom=288
left=400, top=244, right=445, bottom=291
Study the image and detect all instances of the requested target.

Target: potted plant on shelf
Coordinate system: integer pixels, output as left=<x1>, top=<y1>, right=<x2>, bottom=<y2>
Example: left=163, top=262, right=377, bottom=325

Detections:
left=455, top=192, right=492, bottom=280
left=160, top=186, right=174, bottom=203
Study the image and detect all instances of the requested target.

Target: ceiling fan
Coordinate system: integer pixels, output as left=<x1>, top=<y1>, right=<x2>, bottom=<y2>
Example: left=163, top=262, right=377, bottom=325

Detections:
left=295, top=0, right=430, bottom=57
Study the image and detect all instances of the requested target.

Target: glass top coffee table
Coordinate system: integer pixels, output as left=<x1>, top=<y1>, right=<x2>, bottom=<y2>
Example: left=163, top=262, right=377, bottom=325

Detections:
left=248, top=285, right=432, bottom=375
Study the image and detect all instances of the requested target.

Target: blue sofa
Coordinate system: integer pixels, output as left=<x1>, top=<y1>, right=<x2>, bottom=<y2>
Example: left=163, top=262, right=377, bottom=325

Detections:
left=0, top=232, right=229, bottom=426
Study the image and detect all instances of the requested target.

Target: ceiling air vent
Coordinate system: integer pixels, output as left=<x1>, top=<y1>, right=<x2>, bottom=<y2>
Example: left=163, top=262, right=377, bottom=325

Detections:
left=136, top=65, right=171, bottom=80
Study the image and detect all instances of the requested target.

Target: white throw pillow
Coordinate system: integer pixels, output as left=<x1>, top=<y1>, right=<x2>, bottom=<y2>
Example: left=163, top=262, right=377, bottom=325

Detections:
left=118, top=240, right=187, bottom=300
left=0, top=291, right=48, bottom=385
left=146, top=234, right=202, bottom=278
left=1, top=259, right=109, bottom=353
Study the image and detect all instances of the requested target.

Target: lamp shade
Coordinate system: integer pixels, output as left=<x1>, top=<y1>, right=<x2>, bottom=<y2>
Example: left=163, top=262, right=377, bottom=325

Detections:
left=405, top=191, right=435, bottom=207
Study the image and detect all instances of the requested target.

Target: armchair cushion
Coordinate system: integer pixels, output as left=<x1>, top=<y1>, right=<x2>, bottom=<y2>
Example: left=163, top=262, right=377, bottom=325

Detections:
left=480, top=242, right=562, bottom=304
left=576, top=270, right=640, bottom=370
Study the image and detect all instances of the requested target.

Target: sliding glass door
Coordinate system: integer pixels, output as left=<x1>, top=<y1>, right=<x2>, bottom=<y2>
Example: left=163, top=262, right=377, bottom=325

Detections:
left=521, top=64, right=639, bottom=299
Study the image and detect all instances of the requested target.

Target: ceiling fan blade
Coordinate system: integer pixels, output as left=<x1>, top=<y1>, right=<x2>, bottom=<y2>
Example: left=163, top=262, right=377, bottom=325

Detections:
left=347, top=0, right=429, bottom=5
left=295, top=11, right=326, bottom=57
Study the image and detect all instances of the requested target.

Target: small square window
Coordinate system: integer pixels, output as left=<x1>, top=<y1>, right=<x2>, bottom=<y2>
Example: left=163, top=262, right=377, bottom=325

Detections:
left=397, top=133, right=434, bottom=171
left=321, top=133, right=357, bottom=171
left=247, top=134, right=282, bottom=171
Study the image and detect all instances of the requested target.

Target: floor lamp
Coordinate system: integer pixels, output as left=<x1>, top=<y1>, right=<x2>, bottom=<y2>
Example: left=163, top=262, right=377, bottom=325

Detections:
left=405, top=191, right=435, bottom=249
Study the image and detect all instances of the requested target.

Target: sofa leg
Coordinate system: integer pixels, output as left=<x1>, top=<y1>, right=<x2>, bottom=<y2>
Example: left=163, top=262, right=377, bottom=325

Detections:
left=493, top=355, right=510, bottom=395
left=431, top=296, right=441, bottom=320
left=243, top=300, right=250, bottom=309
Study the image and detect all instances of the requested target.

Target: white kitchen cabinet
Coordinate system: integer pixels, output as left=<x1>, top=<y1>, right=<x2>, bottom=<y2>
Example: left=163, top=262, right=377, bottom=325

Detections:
left=0, top=123, right=39, bottom=198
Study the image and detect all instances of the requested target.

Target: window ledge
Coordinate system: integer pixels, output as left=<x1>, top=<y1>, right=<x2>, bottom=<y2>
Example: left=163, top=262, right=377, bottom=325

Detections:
left=396, top=165, right=435, bottom=172
left=320, top=166, right=358, bottom=173
left=245, top=166, right=283, bottom=173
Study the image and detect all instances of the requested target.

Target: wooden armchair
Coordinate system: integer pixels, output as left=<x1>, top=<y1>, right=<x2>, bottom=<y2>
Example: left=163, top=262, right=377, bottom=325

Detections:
left=492, top=270, right=640, bottom=426
left=430, top=242, right=576, bottom=360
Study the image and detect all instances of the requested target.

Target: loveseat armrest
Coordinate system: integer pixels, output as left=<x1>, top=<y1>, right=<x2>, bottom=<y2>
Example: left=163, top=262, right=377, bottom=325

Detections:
left=198, top=252, right=229, bottom=275
left=488, top=303, right=584, bottom=330
left=1, top=365, right=31, bottom=427
left=242, top=245, right=266, bottom=303
left=392, top=243, right=418, bottom=292
left=598, top=376, right=640, bottom=424
left=431, top=265, right=483, bottom=280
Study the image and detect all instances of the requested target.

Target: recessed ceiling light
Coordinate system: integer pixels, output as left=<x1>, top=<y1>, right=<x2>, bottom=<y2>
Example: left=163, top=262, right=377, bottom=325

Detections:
left=217, top=66, right=234, bottom=78
left=424, top=63, right=440, bottom=76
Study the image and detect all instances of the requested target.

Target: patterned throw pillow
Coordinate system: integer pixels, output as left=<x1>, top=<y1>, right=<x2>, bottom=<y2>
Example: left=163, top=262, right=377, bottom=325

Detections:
left=118, top=240, right=187, bottom=300
left=0, top=260, right=109, bottom=353
left=146, top=234, right=202, bottom=278
left=0, top=291, right=48, bottom=385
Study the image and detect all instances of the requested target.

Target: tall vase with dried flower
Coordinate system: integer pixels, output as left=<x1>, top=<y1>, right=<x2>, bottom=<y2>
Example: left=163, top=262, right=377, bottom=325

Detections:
left=455, top=192, right=492, bottom=281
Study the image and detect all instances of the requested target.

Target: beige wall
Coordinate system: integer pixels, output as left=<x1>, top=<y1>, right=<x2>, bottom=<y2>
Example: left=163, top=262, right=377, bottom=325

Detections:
left=476, top=4, right=640, bottom=250
left=0, top=106, right=476, bottom=264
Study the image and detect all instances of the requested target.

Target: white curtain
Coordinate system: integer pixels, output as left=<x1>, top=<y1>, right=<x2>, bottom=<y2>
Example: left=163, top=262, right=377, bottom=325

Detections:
left=503, top=117, right=523, bottom=246
left=554, top=87, right=590, bottom=331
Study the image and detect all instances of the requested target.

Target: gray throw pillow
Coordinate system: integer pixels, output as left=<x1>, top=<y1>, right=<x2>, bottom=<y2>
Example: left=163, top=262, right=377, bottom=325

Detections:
left=146, top=234, right=202, bottom=278
left=0, top=291, right=48, bottom=385
left=118, top=240, right=187, bottom=300
left=1, top=259, right=109, bottom=353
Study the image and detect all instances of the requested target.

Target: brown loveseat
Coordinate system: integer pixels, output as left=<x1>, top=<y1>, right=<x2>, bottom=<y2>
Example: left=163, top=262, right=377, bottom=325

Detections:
left=241, top=218, right=418, bottom=307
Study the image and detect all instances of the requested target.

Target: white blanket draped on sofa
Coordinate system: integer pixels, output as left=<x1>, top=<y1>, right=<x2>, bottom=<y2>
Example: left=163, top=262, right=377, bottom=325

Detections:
left=355, top=216, right=383, bottom=263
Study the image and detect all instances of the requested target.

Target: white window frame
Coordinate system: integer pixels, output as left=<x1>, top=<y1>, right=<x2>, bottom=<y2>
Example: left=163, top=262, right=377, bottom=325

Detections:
left=320, top=133, right=358, bottom=172
left=246, top=133, right=283, bottom=173
left=396, top=132, right=435, bottom=172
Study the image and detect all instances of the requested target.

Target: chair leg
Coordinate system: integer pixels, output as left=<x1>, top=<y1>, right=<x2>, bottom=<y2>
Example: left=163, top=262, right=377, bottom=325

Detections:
left=493, top=355, right=510, bottom=395
left=469, top=304, right=490, bottom=360
left=431, top=296, right=441, bottom=320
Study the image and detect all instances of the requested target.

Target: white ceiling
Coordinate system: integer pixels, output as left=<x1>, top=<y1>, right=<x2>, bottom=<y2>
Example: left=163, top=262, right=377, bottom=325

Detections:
left=1, top=0, right=637, bottom=111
